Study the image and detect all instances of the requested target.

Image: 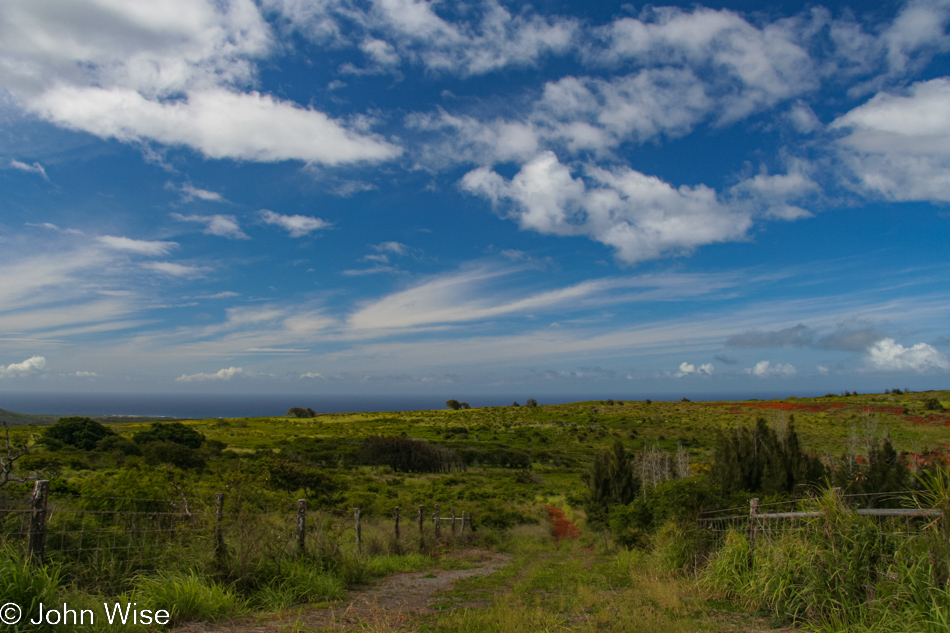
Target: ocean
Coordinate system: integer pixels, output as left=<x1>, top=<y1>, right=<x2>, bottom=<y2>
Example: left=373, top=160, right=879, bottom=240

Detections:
left=0, top=390, right=804, bottom=419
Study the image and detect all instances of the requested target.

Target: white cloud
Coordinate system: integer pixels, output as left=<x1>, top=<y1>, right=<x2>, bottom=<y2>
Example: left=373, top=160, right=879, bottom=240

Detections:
left=745, top=360, right=797, bottom=377
left=142, top=261, right=210, bottom=277
left=373, top=241, right=408, bottom=255
left=587, top=6, right=818, bottom=123
left=0, top=0, right=399, bottom=165
left=175, top=366, right=245, bottom=382
left=260, top=210, right=331, bottom=237
left=674, top=361, right=713, bottom=377
left=172, top=212, right=249, bottom=239
left=462, top=151, right=753, bottom=263
left=817, top=364, right=829, bottom=375
left=866, top=338, right=950, bottom=372
left=97, top=235, right=178, bottom=256
left=197, top=291, right=240, bottom=299
left=729, top=165, right=819, bottom=220
left=72, top=371, right=98, bottom=377
left=179, top=183, right=225, bottom=202
left=832, top=77, right=950, bottom=201
left=0, top=355, right=47, bottom=377
left=882, top=0, right=950, bottom=76
left=32, top=87, right=401, bottom=165
left=9, top=159, right=49, bottom=180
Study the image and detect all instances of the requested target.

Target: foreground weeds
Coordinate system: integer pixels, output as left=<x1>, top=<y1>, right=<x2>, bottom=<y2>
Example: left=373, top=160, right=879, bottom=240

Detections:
left=703, top=487, right=950, bottom=633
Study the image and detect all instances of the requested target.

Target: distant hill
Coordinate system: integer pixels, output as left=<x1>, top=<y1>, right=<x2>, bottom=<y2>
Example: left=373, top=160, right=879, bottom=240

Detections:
left=0, top=408, right=179, bottom=427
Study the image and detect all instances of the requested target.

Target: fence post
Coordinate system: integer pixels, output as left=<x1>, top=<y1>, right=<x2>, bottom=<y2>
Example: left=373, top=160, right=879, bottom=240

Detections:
left=394, top=506, right=400, bottom=540
left=418, top=505, right=425, bottom=550
left=451, top=508, right=456, bottom=535
left=28, top=479, right=50, bottom=566
left=354, top=508, right=362, bottom=553
left=435, top=504, right=441, bottom=538
left=214, top=492, right=226, bottom=563
left=749, top=498, right=759, bottom=548
left=297, top=499, right=307, bottom=556
left=460, top=511, right=466, bottom=535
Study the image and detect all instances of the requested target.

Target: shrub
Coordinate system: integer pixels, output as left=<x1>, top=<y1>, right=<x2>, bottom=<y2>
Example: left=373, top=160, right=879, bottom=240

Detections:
left=44, top=417, right=114, bottom=450
left=142, top=441, right=206, bottom=469
left=133, top=422, right=205, bottom=449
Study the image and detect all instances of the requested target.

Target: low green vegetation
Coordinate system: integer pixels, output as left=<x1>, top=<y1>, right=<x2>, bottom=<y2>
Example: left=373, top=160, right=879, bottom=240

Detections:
left=0, top=389, right=948, bottom=631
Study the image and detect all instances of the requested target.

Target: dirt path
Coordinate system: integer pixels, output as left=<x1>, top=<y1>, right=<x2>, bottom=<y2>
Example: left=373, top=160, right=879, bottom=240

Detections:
left=175, top=549, right=510, bottom=633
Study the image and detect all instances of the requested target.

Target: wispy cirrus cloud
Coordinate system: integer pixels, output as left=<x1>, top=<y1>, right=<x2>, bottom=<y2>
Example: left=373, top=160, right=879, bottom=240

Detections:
left=260, top=210, right=331, bottom=237
left=172, top=213, right=249, bottom=239
left=142, top=261, right=210, bottom=277
left=9, top=159, right=49, bottom=180
left=97, top=235, right=178, bottom=256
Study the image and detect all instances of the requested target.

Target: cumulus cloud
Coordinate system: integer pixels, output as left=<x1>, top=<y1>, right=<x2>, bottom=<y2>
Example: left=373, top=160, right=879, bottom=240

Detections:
left=260, top=210, right=331, bottom=237
left=1, top=0, right=399, bottom=165
left=674, top=362, right=713, bottom=377
left=97, top=235, right=178, bottom=256
left=832, top=77, right=950, bottom=201
left=9, top=159, right=49, bottom=180
left=271, top=0, right=577, bottom=76
left=172, top=213, right=249, bottom=239
left=0, top=355, right=47, bottom=377
left=865, top=338, right=950, bottom=372
left=745, top=360, right=797, bottom=377
left=176, top=366, right=245, bottom=382
left=461, top=151, right=753, bottom=263
left=587, top=6, right=818, bottom=123
left=32, top=87, right=401, bottom=164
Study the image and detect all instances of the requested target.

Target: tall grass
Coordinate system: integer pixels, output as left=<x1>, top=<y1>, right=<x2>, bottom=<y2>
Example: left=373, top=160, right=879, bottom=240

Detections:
left=701, top=486, right=950, bottom=632
left=0, top=550, right=61, bottom=633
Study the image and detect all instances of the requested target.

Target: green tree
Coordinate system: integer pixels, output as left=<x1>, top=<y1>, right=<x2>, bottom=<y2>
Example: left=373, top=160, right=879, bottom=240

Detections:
left=585, top=440, right=640, bottom=528
left=45, top=417, right=115, bottom=451
left=132, top=422, right=205, bottom=449
left=446, top=399, right=462, bottom=410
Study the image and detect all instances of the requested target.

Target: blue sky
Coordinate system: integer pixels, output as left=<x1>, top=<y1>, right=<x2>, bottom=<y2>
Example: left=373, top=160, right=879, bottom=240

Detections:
left=1, top=0, right=949, bottom=401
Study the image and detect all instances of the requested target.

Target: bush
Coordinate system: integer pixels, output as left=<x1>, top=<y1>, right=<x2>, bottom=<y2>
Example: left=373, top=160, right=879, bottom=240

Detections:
left=44, top=417, right=114, bottom=450
left=142, top=441, right=206, bottom=469
left=133, top=422, right=205, bottom=449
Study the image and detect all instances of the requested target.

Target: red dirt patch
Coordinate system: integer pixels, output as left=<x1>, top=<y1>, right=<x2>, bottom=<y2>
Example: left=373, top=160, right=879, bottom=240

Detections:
left=546, top=505, right=581, bottom=542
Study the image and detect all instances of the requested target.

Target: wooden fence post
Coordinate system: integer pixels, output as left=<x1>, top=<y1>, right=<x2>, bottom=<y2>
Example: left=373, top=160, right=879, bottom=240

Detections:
left=214, top=492, right=226, bottom=563
left=749, top=498, right=759, bottom=548
left=354, top=508, right=362, bottom=552
left=394, top=506, right=400, bottom=540
left=451, top=508, right=456, bottom=535
left=418, top=505, right=425, bottom=550
left=28, top=479, right=50, bottom=566
left=460, top=511, right=466, bottom=535
left=297, top=499, right=306, bottom=556
left=435, top=504, right=441, bottom=538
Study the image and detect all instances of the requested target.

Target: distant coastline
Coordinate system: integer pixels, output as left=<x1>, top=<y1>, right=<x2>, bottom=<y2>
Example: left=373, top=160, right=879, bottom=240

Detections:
left=0, top=390, right=822, bottom=420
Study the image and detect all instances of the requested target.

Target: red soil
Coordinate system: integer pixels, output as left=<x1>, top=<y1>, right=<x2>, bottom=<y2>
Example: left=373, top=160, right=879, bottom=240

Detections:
left=545, top=505, right=581, bottom=542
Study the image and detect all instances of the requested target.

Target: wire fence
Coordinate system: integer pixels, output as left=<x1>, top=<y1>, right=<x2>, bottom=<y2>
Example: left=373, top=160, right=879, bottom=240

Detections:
left=0, top=481, right=475, bottom=593
left=698, top=488, right=943, bottom=546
